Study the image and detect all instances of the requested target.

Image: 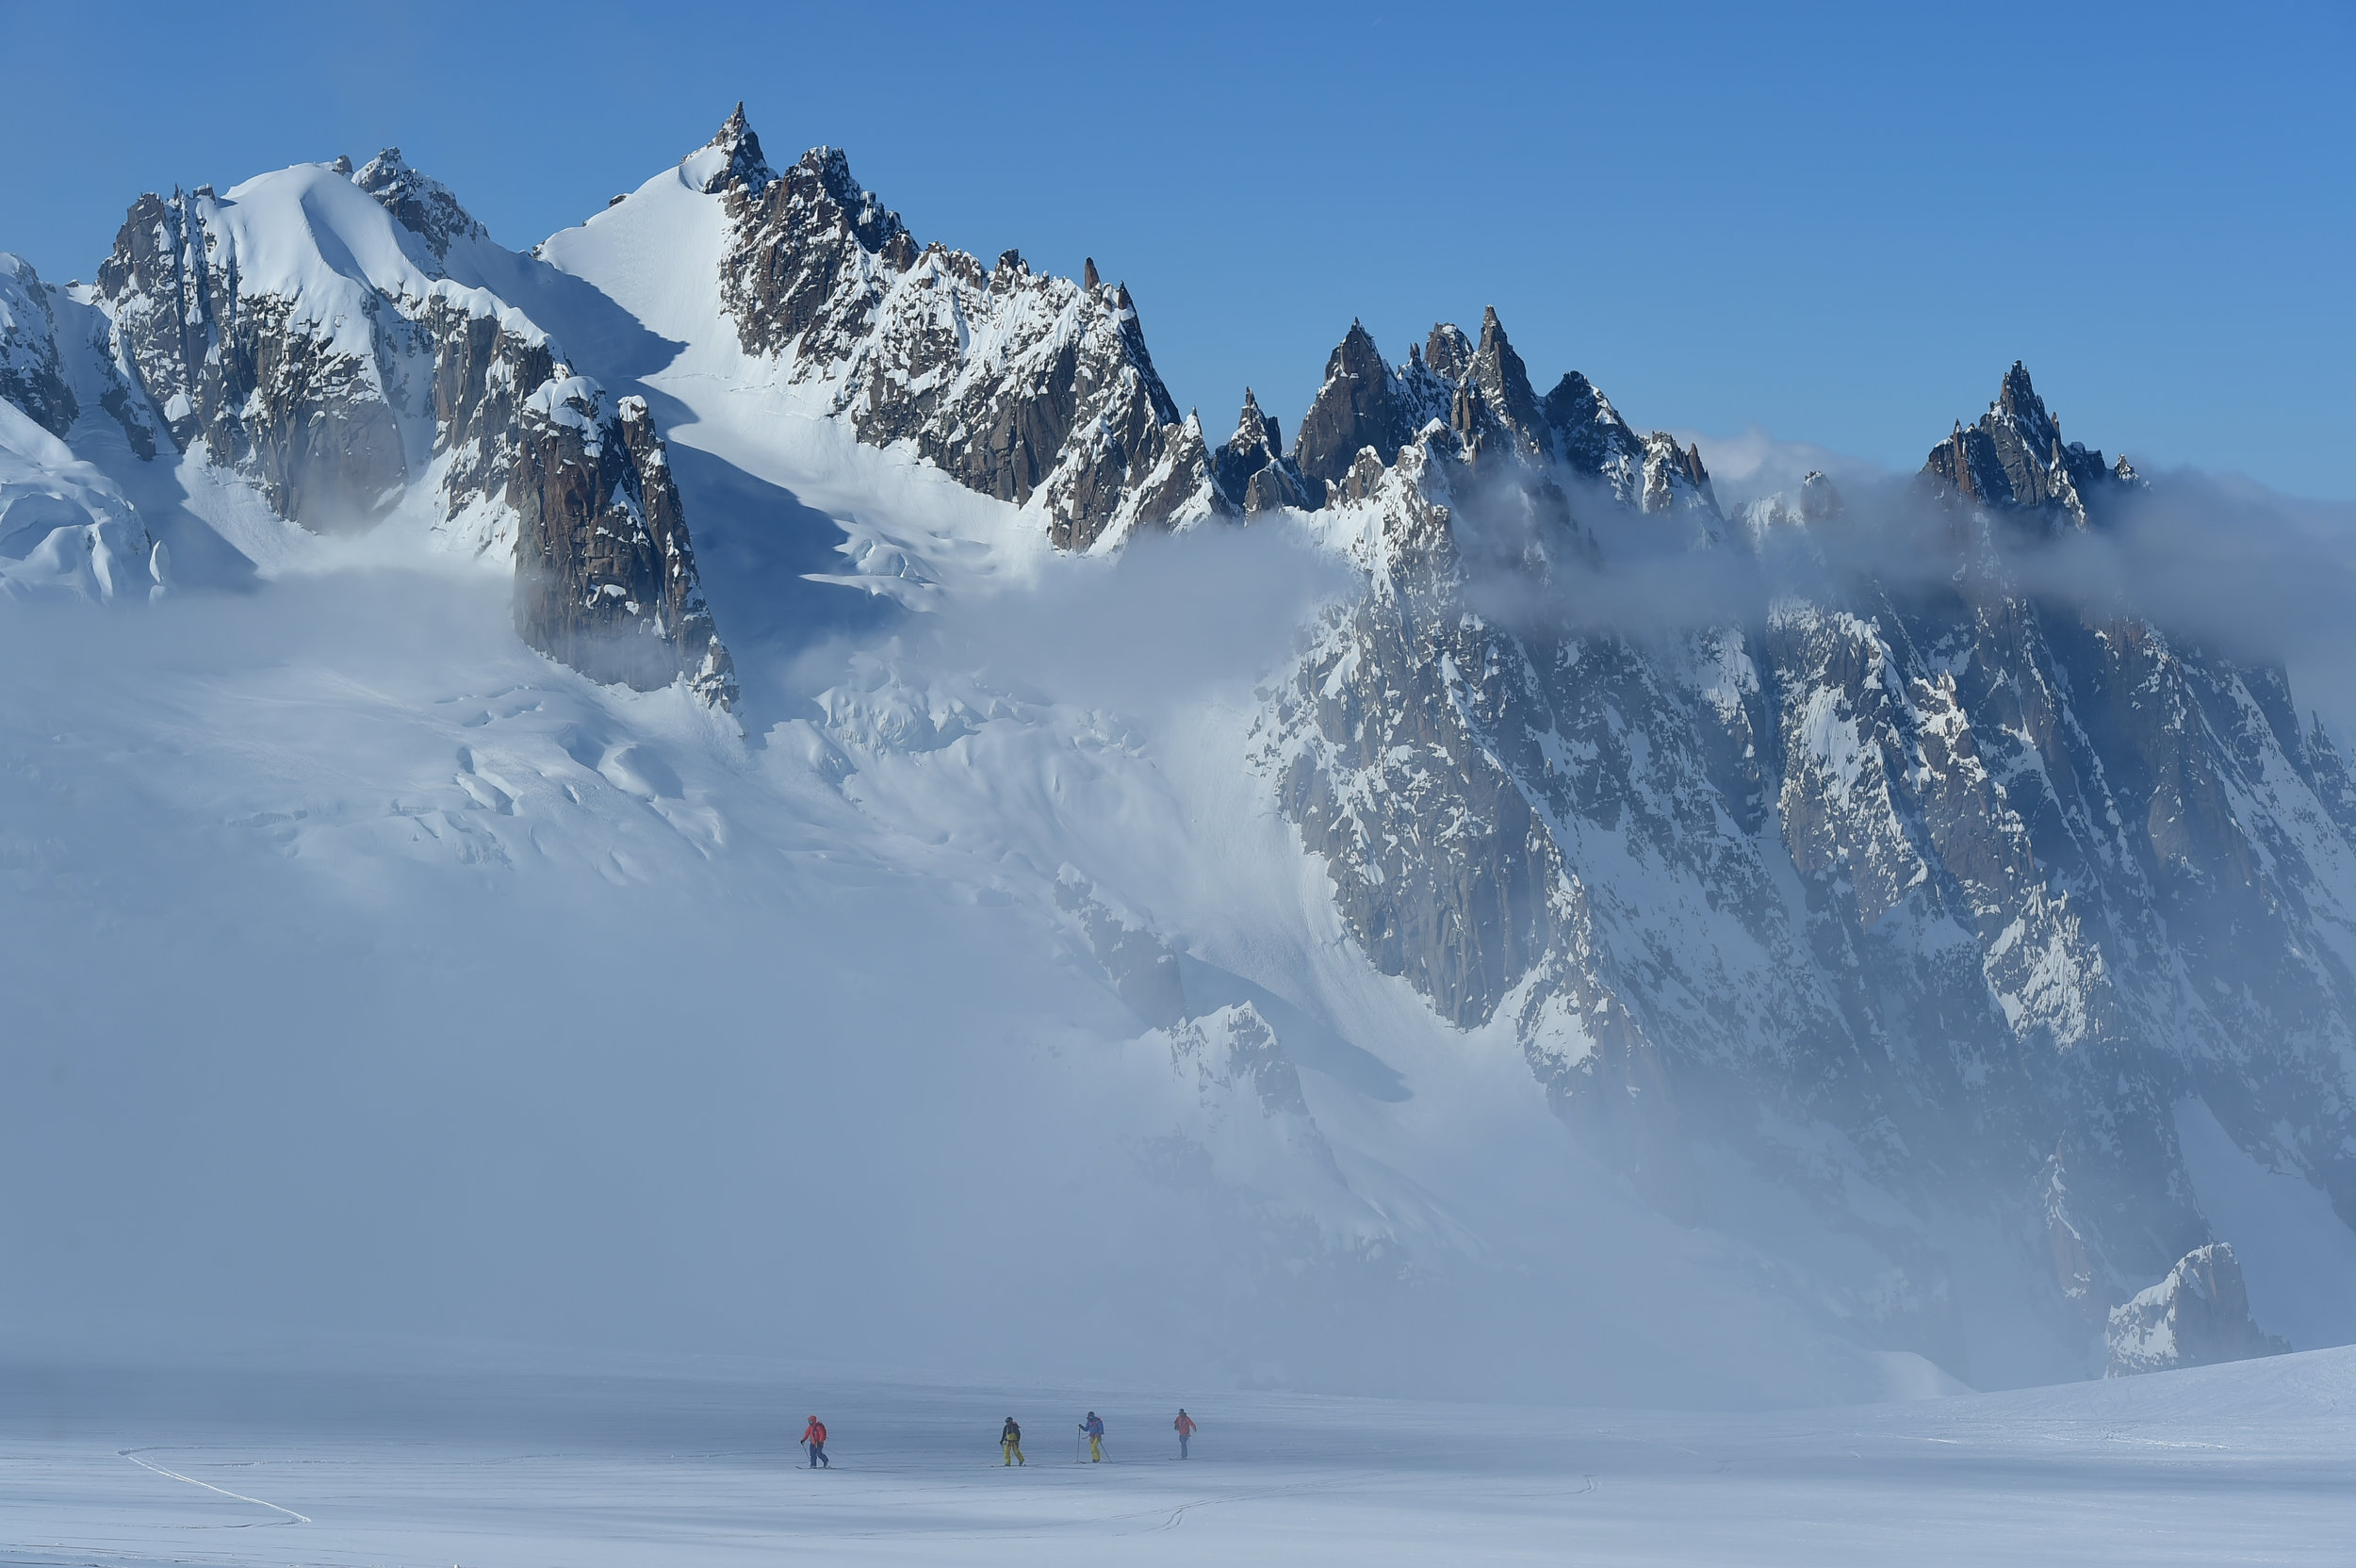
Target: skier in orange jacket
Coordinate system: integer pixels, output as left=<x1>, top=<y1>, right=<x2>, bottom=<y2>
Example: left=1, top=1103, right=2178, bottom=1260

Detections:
left=1174, top=1409, right=1197, bottom=1459
left=801, top=1415, right=829, bottom=1468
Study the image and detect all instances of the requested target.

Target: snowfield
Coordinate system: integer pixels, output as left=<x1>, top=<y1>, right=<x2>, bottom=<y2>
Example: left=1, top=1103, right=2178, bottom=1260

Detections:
left=13, top=115, right=2356, bottom=1566
left=7, top=1348, right=2354, bottom=1566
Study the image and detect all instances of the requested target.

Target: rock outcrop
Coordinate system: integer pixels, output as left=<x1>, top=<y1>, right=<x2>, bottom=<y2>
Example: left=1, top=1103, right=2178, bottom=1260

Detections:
left=703, top=111, right=1219, bottom=550
left=96, top=184, right=410, bottom=531
left=0, top=255, right=77, bottom=437
left=83, top=155, right=733, bottom=703
left=2105, top=1243, right=2290, bottom=1375
left=1257, top=362, right=2356, bottom=1371
left=509, top=386, right=735, bottom=703
left=1922, top=361, right=2136, bottom=525
left=1292, top=320, right=1424, bottom=491
left=351, top=148, right=487, bottom=259
left=1212, top=389, right=1315, bottom=515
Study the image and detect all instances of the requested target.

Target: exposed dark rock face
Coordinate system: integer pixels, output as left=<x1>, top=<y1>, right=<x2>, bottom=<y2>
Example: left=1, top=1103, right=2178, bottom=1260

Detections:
left=706, top=113, right=1216, bottom=549
left=1422, top=322, right=1474, bottom=384
left=509, top=385, right=735, bottom=704
left=695, top=111, right=1717, bottom=547
left=2105, top=1243, right=2290, bottom=1375
left=1466, top=306, right=1550, bottom=463
left=0, top=254, right=77, bottom=436
left=1541, top=369, right=1650, bottom=494
left=1259, top=364, right=2356, bottom=1374
left=1922, top=360, right=2134, bottom=524
left=1291, top=320, right=1419, bottom=488
left=352, top=149, right=486, bottom=257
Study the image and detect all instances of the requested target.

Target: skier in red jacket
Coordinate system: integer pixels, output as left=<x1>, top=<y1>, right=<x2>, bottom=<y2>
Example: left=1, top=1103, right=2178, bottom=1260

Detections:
left=1173, top=1409, right=1197, bottom=1459
left=802, top=1415, right=829, bottom=1468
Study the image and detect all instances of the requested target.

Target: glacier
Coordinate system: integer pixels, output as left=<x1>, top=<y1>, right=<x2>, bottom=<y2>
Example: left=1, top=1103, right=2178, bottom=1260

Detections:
left=5, top=104, right=2356, bottom=1423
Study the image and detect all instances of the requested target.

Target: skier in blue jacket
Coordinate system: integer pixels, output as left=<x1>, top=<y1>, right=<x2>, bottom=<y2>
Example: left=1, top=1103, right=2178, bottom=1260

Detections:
left=1080, top=1411, right=1105, bottom=1462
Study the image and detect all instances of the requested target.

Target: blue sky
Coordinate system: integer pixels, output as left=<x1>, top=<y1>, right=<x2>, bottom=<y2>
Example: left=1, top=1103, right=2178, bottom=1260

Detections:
left=7, top=0, right=2349, bottom=496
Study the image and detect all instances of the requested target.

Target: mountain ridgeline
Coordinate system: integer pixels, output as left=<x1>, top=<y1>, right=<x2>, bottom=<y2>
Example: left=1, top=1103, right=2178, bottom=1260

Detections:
left=4, top=105, right=2346, bottom=1385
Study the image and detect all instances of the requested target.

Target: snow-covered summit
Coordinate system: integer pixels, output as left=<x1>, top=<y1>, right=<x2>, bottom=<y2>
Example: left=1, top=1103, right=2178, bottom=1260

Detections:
left=351, top=146, right=491, bottom=259
left=687, top=100, right=779, bottom=197
left=59, top=150, right=732, bottom=697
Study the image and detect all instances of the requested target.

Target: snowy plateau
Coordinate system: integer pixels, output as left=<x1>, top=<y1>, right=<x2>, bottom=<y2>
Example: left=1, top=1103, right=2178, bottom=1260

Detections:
left=7, top=106, right=2356, bottom=1562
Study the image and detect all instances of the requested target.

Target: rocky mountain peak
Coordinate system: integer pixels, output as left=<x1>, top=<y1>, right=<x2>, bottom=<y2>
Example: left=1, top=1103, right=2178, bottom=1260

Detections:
left=1230, top=386, right=1278, bottom=451
left=1922, top=361, right=2127, bottom=523
left=699, top=101, right=776, bottom=196
left=1212, top=385, right=1313, bottom=514
left=712, top=136, right=1215, bottom=547
left=1538, top=368, right=1647, bottom=494
left=1468, top=306, right=1549, bottom=462
left=1993, top=358, right=2061, bottom=456
left=792, top=145, right=902, bottom=249
left=1423, top=322, right=1474, bottom=383
left=1292, top=320, right=1414, bottom=487
left=352, top=148, right=485, bottom=259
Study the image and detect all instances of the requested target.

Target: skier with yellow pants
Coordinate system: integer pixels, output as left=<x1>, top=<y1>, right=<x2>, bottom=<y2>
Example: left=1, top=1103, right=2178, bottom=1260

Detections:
left=1080, top=1412, right=1104, bottom=1462
left=1001, top=1417, right=1025, bottom=1466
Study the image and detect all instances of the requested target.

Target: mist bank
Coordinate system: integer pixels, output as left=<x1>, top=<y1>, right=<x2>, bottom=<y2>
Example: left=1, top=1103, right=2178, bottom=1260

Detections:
left=0, top=564, right=1932, bottom=1411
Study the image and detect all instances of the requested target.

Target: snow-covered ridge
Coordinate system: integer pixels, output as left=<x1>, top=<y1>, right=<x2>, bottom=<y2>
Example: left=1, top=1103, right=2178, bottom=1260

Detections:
left=44, top=147, right=734, bottom=700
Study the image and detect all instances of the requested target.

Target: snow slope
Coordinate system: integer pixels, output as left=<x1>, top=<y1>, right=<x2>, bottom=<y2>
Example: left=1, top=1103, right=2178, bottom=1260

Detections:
left=6, top=1347, right=2353, bottom=1566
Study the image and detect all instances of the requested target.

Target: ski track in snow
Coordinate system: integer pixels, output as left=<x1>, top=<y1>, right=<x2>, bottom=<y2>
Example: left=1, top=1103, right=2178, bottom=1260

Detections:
left=4, top=1351, right=2352, bottom=1566
left=117, top=1448, right=310, bottom=1526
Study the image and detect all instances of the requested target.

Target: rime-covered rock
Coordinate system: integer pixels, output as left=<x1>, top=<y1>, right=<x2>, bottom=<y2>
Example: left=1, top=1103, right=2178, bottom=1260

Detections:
left=2105, top=1243, right=2290, bottom=1375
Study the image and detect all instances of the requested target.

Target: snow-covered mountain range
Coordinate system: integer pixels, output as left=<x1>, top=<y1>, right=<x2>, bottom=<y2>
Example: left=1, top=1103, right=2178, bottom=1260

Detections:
left=7, top=106, right=2351, bottom=1401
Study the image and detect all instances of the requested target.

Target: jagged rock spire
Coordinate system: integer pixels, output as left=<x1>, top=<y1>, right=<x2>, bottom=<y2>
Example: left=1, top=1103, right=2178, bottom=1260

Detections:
left=1423, top=322, right=1474, bottom=383
left=1212, top=387, right=1312, bottom=514
left=1468, top=306, right=1549, bottom=462
left=1922, top=361, right=2130, bottom=522
left=1231, top=387, right=1279, bottom=450
left=700, top=101, right=777, bottom=196
left=1292, top=320, right=1415, bottom=486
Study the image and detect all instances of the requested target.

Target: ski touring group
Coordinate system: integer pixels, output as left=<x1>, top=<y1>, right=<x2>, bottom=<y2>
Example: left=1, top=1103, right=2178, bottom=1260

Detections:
left=796, top=1409, right=1201, bottom=1469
